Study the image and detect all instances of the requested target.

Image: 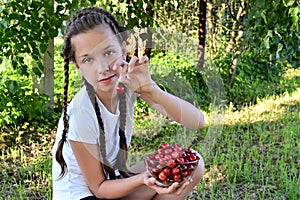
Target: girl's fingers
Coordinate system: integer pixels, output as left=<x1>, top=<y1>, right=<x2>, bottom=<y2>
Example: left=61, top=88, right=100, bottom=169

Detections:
left=147, top=179, right=191, bottom=195
left=112, top=59, right=128, bottom=71
left=119, top=63, right=129, bottom=82
left=173, top=180, right=190, bottom=195
left=128, top=56, right=139, bottom=72
left=138, top=56, right=149, bottom=65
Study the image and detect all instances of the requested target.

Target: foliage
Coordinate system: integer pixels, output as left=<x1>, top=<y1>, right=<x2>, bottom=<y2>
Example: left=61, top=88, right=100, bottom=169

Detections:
left=205, top=0, right=299, bottom=108
left=0, top=0, right=98, bottom=76
left=0, top=61, right=52, bottom=129
left=244, top=0, right=300, bottom=69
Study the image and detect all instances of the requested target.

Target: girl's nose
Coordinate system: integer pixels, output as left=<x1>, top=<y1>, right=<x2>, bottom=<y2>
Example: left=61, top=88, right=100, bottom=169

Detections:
left=96, top=59, right=110, bottom=74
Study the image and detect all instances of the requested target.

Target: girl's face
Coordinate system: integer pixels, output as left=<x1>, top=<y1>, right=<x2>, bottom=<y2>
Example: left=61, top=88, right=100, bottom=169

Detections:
left=72, top=24, right=125, bottom=95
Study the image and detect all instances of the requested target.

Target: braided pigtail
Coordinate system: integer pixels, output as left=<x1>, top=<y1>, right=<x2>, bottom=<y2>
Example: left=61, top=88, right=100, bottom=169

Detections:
left=115, top=83, right=135, bottom=178
left=55, top=53, right=70, bottom=179
left=84, top=79, right=116, bottom=179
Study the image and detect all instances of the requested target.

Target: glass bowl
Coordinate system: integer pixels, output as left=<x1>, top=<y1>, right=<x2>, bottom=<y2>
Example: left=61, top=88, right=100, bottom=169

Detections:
left=144, top=144, right=200, bottom=187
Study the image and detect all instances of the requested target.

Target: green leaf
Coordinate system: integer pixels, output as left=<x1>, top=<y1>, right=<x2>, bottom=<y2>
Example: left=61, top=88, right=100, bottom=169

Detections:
left=119, top=2, right=127, bottom=14
left=19, top=64, right=29, bottom=76
left=277, top=43, right=283, bottom=52
left=261, top=11, right=267, bottom=24
left=56, top=5, right=64, bottom=12
left=37, top=60, right=44, bottom=71
left=49, top=28, right=58, bottom=38
left=32, top=66, right=42, bottom=77
left=7, top=80, right=20, bottom=93
left=289, top=7, right=299, bottom=26
left=283, top=0, right=295, bottom=7
left=9, top=13, right=20, bottom=20
left=264, top=38, right=270, bottom=49
left=40, top=43, right=48, bottom=53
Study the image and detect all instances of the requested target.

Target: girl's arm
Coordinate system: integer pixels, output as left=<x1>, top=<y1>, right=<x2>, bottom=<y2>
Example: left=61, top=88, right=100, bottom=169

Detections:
left=69, top=140, right=144, bottom=199
left=115, top=56, right=205, bottom=130
left=140, top=83, right=205, bottom=130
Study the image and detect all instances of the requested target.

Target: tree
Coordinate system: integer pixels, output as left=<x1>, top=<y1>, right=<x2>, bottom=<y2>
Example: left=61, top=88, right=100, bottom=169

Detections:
left=0, top=0, right=97, bottom=111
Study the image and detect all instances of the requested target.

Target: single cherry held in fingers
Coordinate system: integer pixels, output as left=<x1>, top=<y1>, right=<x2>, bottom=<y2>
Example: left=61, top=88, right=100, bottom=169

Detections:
left=116, top=84, right=125, bottom=94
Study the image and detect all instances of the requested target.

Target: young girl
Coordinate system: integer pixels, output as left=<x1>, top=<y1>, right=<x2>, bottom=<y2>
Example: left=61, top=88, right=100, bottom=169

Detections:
left=52, top=7, right=205, bottom=200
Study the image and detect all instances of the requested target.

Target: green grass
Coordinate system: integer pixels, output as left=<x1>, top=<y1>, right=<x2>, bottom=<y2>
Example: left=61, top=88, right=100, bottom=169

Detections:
left=0, top=68, right=299, bottom=199
left=197, top=87, right=300, bottom=199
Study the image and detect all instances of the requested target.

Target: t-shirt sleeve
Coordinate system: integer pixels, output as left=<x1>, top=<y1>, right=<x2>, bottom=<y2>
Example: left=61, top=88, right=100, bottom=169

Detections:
left=67, top=91, right=99, bottom=144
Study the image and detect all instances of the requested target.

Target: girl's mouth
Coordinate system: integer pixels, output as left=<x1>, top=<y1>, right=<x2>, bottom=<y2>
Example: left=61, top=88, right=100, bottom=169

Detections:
left=99, top=74, right=116, bottom=83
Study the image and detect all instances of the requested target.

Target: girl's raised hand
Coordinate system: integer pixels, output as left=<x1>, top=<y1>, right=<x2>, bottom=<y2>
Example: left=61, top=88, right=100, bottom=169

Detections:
left=113, top=56, right=154, bottom=94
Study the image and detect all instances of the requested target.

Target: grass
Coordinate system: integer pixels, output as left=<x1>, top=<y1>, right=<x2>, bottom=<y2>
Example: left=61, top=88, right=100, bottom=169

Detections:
left=0, top=68, right=299, bottom=199
left=197, top=87, right=300, bottom=199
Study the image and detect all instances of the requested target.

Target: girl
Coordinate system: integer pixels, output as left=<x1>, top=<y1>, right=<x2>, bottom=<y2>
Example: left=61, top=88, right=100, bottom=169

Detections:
left=52, top=7, right=205, bottom=200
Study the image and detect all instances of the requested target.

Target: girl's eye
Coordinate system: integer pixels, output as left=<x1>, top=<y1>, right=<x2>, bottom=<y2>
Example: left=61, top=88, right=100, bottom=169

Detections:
left=83, top=57, right=93, bottom=64
left=104, top=50, right=115, bottom=57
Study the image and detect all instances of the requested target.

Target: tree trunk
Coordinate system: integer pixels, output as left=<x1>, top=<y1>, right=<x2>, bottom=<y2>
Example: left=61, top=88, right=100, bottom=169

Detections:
left=197, top=0, right=207, bottom=69
left=144, top=0, right=154, bottom=59
left=229, top=1, right=246, bottom=88
left=43, top=39, right=54, bottom=109
left=32, top=0, right=54, bottom=110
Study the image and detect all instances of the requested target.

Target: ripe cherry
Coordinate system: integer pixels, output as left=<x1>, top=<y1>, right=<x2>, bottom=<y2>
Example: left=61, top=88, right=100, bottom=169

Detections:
left=174, top=144, right=183, bottom=151
left=185, top=147, right=192, bottom=153
left=171, top=168, right=180, bottom=175
left=187, top=165, right=194, bottom=172
left=157, top=147, right=164, bottom=153
left=173, top=174, right=181, bottom=182
left=181, top=152, right=188, bottom=159
left=156, top=164, right=163, bottom=171
left=158, top=172, right=167, bottom=181
left=116, top=85, right=125, bottom=94
left=151, top=168, right=160, bottom=175
left=167, top=160, right=177, bottom=168
left=189, top=154, right=198, bottom=161
left=164, top=154, right=172, bottom=161
left=154, top=154, right=161, bottom=161
left=182, top=171, right=189, bottom=177
left=171, top=151, right=179, bottom=159
left=176, top=157, right=185, bottom=164
left=159, top=158, right=166, bottom=165
left=162, top=167, right=171, bottom=176
left=161, top=143, right=169, bottom=148
left=164, top=147, right=173, bottom=155
left=180, top=165, right=188, bottom=171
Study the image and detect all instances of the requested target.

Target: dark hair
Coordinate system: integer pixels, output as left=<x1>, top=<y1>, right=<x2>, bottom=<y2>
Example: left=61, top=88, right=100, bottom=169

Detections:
left=56, top=7, right=132, bottom=179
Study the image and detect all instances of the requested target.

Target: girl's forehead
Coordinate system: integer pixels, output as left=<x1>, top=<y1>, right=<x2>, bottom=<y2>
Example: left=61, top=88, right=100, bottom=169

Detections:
left=71, top=24, right=119, bottom=55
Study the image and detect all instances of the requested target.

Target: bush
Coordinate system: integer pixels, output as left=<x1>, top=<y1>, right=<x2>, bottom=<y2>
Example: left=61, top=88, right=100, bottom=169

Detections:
left=0, top=63, right=52, bottom=128
left=213, top=48, right=288, bottom=108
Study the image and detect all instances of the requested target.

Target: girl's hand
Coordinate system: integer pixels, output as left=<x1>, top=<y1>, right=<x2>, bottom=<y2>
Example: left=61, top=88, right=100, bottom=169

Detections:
left=142, top=172, right=192, bottom=196
left=113, top=56, right=155, bottom=94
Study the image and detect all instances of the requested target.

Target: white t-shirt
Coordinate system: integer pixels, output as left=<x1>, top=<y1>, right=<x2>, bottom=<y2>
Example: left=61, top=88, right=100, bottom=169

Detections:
left=52, top=86, right=137, bottom=200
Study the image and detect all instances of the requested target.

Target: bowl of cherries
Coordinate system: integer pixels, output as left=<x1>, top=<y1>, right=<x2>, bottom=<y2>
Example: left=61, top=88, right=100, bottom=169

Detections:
left=145, top=143, right=200, bottom=187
